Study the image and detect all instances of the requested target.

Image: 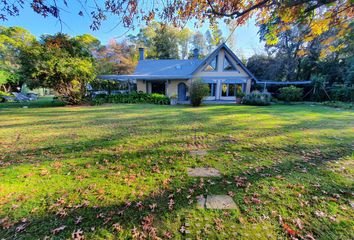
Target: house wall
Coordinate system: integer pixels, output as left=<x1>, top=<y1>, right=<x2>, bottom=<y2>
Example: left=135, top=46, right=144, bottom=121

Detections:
left=137, top=80, right=146, bottom=93
left=137, top=79, right=191, bottom=97
left=166, top=80, right=190, bottom=97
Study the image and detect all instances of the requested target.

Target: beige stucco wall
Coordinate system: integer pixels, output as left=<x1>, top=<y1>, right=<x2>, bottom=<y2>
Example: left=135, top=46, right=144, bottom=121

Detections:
left=137, top=80, right=146, bottom=93
left=137, top=79, right=191, bottom=97
left=166, top=80, right=190, bottom=97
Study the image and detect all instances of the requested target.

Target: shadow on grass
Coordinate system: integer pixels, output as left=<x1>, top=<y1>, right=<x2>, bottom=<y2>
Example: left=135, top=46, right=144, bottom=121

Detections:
left=1, top=103, right=353, bottom=238
left=1, top=146, right=352, bottom=239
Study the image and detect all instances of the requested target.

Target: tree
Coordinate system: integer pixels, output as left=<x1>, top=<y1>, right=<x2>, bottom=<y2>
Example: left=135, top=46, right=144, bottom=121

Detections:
left=74, top=34, right=101, bottom=52
left=1, top=1, right=351, bottom=56
left=21, top=34, right=96, bottom=104
left=127, top=22, right=159, bottom=58
left=177, top=28, right=193, bottom=59
left=0, top=26, right=36, bottom=92
left=96, top=40, right=137, bottom=75
left=128, top=22, right=192, bottom=59
left=246, top=54, right=283, bottom=80
left=152, top=25, right=179, bottom=59
left=191, top=31, right=207, bottom=57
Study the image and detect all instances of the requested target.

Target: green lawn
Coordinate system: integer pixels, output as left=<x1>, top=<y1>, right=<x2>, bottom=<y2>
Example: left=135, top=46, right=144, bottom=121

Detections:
left=0, top=101, right=353, bottom=239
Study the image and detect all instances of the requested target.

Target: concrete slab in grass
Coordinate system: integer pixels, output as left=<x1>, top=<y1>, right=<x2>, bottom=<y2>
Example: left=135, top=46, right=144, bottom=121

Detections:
left=205, top=195, right=237, bottom=209
left=189, top=150, right=208, bottom=156
left=187, top=167, right=221, bottom=177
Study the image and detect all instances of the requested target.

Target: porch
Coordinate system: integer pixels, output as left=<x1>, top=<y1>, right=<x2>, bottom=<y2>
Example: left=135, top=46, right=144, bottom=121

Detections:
left=177, top=99, right=238, bottom=105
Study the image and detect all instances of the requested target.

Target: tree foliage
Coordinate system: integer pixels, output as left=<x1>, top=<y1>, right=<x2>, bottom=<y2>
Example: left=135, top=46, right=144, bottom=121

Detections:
left=96, top=40, right=137, bottom=75
left=128, top=22, right=193, bottom=59
left=248, top=21, right=353, bottom=86
left=1, top=1, right=352, bottom=57
left=21, top=34, right=96, bottom=104
left=0, top=26, right=36, bottom=91
left=152, top=25, right=179, bottom=59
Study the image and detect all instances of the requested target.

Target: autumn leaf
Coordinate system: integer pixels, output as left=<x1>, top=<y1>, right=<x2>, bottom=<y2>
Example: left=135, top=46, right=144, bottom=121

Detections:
left=282, top=223, right=298, bottom=236
left=51, top=225, right=66, bottom=234
left=113, top=223, right=123, bottom=232
left=74, top=216, right=83, bottom=225
left=294, top=218, right=303, bottom=230
left=72, top=229, right=84, bottom=240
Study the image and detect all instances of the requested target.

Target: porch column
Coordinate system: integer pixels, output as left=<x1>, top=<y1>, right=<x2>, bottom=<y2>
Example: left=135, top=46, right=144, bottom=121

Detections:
left=215, top=80, right=221, bottom=100
left=246, top=79, right=252, bottom=94
left=165, top=80, right=169, bottom=96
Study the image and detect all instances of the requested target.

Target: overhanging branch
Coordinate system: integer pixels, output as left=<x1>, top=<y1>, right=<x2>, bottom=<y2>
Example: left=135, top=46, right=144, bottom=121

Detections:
left=206, top=0, right=271, bottom=18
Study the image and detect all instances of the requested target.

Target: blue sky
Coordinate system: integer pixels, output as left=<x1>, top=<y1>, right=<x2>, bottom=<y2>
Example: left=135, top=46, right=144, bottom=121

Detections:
left=1, top=1, right=264, bottom=58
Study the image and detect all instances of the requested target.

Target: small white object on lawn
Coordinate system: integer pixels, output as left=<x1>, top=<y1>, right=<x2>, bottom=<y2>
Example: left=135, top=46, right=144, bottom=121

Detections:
left=187, top=167, right=221, bottom=177
left=205, top=195, right=237, bottom=209
left=190, top=150, right=207, bottom=156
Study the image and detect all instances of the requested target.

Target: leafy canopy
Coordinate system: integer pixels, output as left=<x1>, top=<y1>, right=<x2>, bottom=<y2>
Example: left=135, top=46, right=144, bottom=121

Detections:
left=21, top=33, right=96, bottom=104
left=1, top=1, right=352, bottom=56
left=0, top=26, right=36, bottom=91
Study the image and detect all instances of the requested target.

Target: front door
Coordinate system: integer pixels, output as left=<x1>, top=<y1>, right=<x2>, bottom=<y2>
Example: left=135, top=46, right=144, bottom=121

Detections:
left=178, top=83, right=187, bottom=101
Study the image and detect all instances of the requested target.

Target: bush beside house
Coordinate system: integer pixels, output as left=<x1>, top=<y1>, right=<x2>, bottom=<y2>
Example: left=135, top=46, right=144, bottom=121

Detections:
left=189, top=79, right=209, bottom=107
left=242, top=91, right=272, bottom=106
left=92, top=92, right=170, bottom=105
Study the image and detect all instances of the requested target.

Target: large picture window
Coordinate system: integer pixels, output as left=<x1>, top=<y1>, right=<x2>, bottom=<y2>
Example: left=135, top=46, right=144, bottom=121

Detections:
left=221, top=83, right=243, bottom=97
left=207, top=83, right=217, bottom=96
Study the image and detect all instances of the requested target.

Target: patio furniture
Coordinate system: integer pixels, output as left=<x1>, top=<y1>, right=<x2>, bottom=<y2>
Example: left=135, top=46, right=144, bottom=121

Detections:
left=12, top=92, right=34, bottom=101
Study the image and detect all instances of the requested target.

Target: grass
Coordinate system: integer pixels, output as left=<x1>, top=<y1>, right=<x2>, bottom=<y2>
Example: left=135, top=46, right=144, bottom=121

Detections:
left=0, top=99, right=353, bottom=239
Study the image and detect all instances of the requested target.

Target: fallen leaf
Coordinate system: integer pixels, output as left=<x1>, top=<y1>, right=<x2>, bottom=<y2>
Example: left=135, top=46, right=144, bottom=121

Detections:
left=52, top=225, right=66, bottom=235
left=282, top=223, right=298, bottom=236
left=72, top=229, right=84, bottom=240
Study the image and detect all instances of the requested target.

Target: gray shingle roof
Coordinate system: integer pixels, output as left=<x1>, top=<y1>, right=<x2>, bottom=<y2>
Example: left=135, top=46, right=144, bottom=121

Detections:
left=133, top=59, right=202, bottom=78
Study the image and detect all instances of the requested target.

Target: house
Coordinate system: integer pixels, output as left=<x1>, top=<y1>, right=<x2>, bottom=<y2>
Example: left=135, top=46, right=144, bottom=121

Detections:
left=99, top=43, right=258, bottom=102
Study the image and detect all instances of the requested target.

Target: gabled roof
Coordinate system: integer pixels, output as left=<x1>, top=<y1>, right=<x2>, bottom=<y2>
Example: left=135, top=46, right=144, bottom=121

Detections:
left=192, top=43, right=258, bottom=81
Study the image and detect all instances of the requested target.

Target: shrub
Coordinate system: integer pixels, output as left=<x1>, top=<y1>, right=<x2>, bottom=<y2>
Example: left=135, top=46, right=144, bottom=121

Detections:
left=91, top=92, right=170, bottom=105
left=236, top=89, right=245, bottom=98
left=242, top=91, right=271, bottom=106
left=321, top=101, right=353, bottom=110
left=189, top=79, right=209, bottom=107
left=330, top=85, right=354, bottom=102
left=278, top=86, right=303, bottom=103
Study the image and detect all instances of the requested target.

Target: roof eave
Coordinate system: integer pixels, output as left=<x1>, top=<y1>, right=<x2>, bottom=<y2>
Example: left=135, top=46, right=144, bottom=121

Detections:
left=98, top=75, right=191, bottom=80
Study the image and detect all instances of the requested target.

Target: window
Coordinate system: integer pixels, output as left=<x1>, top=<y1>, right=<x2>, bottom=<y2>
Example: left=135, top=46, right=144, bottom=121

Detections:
left=236, top=84, right=243, bottom=93
left=221, top=84, right=228, bottom=96
left=203, top=57, right=217, bottom=71
left=207, top=83, right=217, bottom=96
left=223, top=55, right=238, bottom=72
left=221, top=84, right=244, bottom=97
left=229, top=84, right=235, bottom=96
